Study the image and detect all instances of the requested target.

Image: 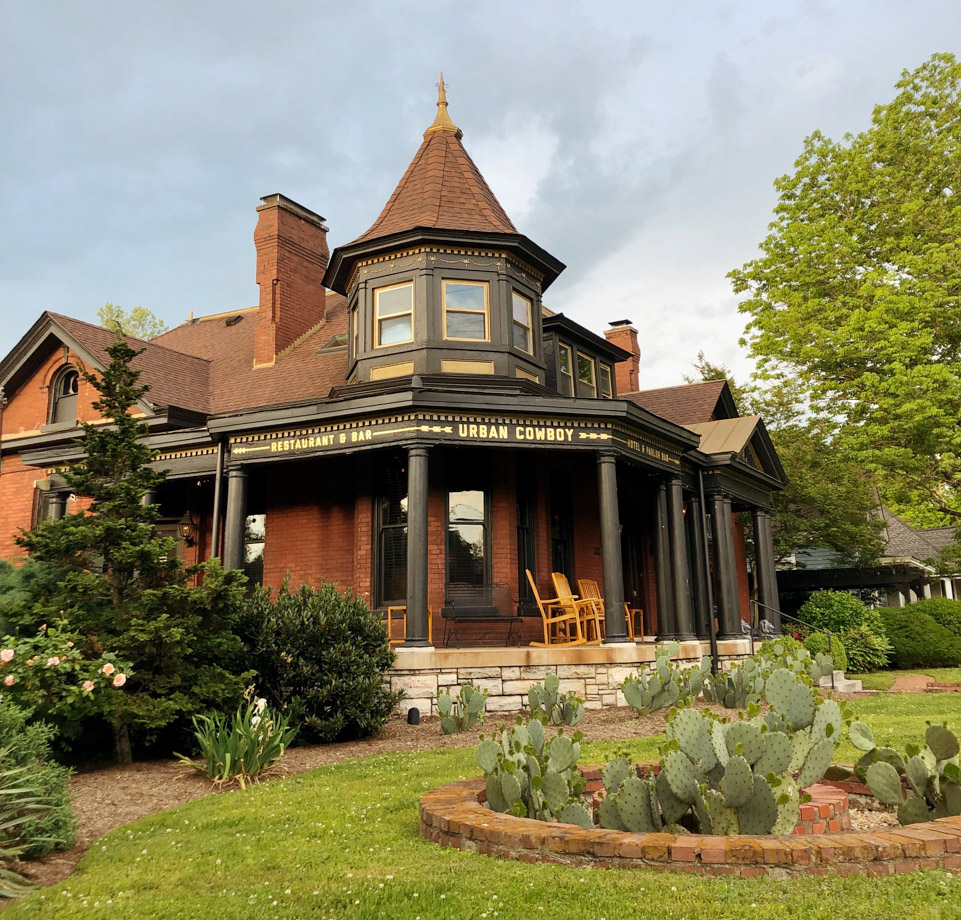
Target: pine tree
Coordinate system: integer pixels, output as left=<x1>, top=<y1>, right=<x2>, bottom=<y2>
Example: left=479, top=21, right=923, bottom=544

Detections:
left=16, top=339, right=248, bottom=762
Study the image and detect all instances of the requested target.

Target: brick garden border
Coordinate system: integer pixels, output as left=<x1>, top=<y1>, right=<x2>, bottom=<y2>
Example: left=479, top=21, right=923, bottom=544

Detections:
left=420, top=766, right=961, bottom=877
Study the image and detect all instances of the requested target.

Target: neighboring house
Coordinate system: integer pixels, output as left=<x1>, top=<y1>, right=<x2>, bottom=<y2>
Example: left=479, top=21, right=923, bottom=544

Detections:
left=779, top=507, right=961, bottom=609
left=0, top=84, right=788, bottom=703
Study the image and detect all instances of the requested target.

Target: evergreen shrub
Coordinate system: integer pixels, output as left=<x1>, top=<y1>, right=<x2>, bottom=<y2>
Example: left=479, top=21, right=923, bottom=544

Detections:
left=803, top=632, right=847, bottom=672
left=906, top=598, right=961, bottom=639
left=841, top=625, right=891, bottom=673
left=879, top=608, right=961, bottom=668
left=0, top=703, right=75, bottom=857
left=798, top=590, right=871, bottom=634
left=240, top=582, right=402, bottom=743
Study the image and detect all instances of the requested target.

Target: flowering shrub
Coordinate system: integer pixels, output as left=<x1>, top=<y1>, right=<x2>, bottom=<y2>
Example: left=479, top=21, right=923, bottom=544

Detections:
left=0, top=625, right=131, bottom=732
left=177, top=690, right=297, bottom=789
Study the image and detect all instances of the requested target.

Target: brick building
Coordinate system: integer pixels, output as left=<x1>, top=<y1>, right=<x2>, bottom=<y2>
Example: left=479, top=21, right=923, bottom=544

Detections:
left=0, top=83, right=786, bottom=705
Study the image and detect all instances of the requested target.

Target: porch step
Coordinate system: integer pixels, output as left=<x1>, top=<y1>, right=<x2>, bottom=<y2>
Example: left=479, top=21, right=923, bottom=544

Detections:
left=817, top=670, right=863, bottom=693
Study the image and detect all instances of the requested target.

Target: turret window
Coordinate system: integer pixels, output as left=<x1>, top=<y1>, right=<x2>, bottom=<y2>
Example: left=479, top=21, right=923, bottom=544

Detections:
left=443, top=281, right=488, bottom=341
left=577, top=352, right=597, bottom=397
left=49, top=366, right=79, bottom=425
left=512, top=292, right=532, bottom=353
left=374, top=282, right=414, bottom=347
left=598, top=364, right=613, bottom=398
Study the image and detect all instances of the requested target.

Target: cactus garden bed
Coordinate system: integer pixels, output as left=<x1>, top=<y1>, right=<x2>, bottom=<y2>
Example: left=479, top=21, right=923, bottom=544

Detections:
left=419, top=767, right=961, bottom=877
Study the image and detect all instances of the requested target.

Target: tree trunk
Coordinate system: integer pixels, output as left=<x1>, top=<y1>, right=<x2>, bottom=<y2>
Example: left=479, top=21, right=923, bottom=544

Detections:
left=113, top=718, right=132, bottom=764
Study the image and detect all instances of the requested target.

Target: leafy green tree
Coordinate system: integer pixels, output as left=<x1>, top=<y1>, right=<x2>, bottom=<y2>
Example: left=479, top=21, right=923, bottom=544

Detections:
left=688, top=355, right=883, bottom=564
left=730, top=53, right=961, bottom=527
left=97, top=303, right=168, bottom=339
left=12, top=339, right=248, bottom=761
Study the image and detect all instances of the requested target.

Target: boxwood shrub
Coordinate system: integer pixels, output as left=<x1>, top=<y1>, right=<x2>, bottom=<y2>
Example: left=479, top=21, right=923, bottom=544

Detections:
left=905, top=598, right=961, bottom=639
left=840, top=625, right=891, bottom=673
left=240, top=582, right=402, bottom=743
left=798, top=590, right=871, bottom=634
left=803, top=632, right=847, bottom=672
left=878, top=608, right=961, bottom=669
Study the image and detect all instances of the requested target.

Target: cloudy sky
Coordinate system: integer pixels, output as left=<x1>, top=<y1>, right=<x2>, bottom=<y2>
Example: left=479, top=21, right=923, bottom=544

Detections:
left=2, top=1, right=958, bottom=389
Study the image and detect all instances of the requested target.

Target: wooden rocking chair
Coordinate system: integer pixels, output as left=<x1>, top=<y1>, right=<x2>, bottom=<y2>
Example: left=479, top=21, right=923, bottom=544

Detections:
left=552, top=572, right=603, bottom=645
left=576, top=578, right=608, bottom=642
left=525, top=570, right=586, bottom=647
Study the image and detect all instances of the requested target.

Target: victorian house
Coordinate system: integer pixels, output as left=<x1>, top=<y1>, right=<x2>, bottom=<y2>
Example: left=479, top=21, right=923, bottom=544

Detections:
left=0, top=84, right=786, bottom=709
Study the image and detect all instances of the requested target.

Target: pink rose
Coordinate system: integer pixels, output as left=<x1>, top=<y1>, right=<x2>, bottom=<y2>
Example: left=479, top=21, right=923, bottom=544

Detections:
left=66, top=641, right=74, bottom=648
left=0, top=649, right=13, bottom=664
left=46, top=657, right=60, bottom=667
left=102, top=663, right=115, bottom=676
left=3, top=675, right=15, bottom=686
left=82, top=680, right=95, bottom=692
left=112, top=673, right=127, bottom=688
left=25, top=658, right=34, bottom=666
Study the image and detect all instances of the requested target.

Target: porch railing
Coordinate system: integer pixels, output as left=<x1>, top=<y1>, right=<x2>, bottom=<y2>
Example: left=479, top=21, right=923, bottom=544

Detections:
left=750, top=599, right=837, bottom=690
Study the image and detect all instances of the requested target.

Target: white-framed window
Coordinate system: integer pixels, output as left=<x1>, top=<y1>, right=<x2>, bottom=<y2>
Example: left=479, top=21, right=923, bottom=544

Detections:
left=557, top=343, right=574, bottom=396
left=512, top=291, right=532, bottom=353
left=577, top=352, right=597, bottom=397
left=598, top=364, right=613, bottom=398
left=374, top=282, right=414, bottom=347
left=443, top=280, right=489, bottom=341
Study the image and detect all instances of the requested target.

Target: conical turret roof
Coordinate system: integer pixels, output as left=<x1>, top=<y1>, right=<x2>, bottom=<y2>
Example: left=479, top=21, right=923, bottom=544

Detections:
left=349, top=76, right=517, bottom=244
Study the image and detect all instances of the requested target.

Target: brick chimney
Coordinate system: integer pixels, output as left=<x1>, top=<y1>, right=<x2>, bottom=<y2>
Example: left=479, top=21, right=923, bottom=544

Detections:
left=253, top=194, right=330, bottom=367
left=604, top=320, right=640, bottom=395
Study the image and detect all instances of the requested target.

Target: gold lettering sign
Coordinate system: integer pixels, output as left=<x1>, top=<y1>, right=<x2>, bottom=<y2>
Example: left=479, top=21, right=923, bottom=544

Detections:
left=230, top=413, right=681, bottom=467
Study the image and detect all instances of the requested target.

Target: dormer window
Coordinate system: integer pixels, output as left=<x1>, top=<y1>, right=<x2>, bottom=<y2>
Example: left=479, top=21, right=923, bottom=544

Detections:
left=50, top=366, right=79, bottom=424
left=443, top=280, right=488, bottom=341
left=374, top=282, right=414, bottom=347
left=512, top=292, right=532, bottom=353
left=577, top=352, right=597, bottom=397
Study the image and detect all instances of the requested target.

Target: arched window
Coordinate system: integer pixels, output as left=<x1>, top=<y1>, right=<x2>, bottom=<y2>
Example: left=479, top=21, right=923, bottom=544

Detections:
left=49, top=366, right=79, bottom=425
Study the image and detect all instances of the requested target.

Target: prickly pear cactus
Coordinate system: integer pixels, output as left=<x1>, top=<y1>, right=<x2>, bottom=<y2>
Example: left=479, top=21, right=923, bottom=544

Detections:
left=476, top=719, right=587, bottom=823
left=528, top=672, right=585, bottom=726
left=859, top=720, right=961, bottom=824
left=438, top=683, right=488, bottom=734
left=622, top=643, right=710, bottom=716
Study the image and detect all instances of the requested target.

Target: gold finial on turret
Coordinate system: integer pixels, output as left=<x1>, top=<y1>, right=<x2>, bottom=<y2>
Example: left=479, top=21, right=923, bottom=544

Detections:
left=425, top=72, right=463, bottom=139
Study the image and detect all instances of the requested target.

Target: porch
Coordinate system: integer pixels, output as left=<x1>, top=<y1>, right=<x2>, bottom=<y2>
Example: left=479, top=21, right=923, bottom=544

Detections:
left=390, top=637, right=754, bottom=715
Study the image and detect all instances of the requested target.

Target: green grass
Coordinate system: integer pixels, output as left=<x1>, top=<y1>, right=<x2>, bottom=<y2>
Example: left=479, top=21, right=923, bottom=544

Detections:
left=851, top=668, right=961, bottom=691
left=7, top=696, right=961, bottom=920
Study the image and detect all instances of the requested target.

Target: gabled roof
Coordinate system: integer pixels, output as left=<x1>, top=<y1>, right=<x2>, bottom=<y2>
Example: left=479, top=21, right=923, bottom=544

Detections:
left=686, top=415, right=786, bottom=483
left=349, top=81, right=517, bottom=245
left=625, top=379, right=737, bottom=425
left=0, top=311, right=211, bottom=416
left=880, top=507, right=957, bottom=563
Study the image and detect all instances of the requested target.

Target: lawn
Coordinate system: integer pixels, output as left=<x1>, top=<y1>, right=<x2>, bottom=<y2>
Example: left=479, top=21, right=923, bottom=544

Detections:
left=851, top=668, right=961, bottom=691
left=7, top=694, right=961, bottom=920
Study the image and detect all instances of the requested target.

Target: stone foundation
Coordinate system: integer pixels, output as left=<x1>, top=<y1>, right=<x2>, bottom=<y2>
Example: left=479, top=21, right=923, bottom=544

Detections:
left=389, top=639, right=753, bottom=715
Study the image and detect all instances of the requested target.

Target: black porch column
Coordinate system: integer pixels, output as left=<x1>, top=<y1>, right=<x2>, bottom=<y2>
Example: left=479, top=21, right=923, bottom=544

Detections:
left=667, top=478, right=696, bottom=640
left=752, top=509, right=782, bottom=634
left=654, top=480, right=676, bottom=639
left=711, top=494, right=742, bottom=640
left=141, top=489, right=157, bottom=508
left=597, top=452, right=629, bottom=643
left=223, top=466, right=249, bottom=571
left=403, top=445, right=432, bottom=647
left=688, top=494, right=711, bottom=639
